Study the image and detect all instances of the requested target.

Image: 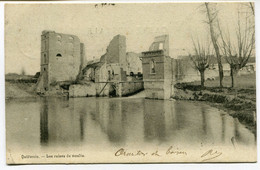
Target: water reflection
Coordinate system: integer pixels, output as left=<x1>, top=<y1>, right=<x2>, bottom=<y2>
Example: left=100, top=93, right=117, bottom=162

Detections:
left=144, top=100, right=166, bottom=142
left=39, top=98, right=83, bottom=146
left=95, top=99, right=127, bottom=144
left=79, top=111, right=86, bottom=141
left=7, top=97, right=255, bottom=149
left=40, top=98, right=48, bottom=145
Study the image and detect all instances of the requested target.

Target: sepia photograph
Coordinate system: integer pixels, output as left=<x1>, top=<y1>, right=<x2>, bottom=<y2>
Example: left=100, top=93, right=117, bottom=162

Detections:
left=4, top=2, right=257, bottom=164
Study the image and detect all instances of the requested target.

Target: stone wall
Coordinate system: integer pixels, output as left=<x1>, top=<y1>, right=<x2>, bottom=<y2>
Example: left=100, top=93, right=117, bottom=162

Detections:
left=119, top=81, right=144, bottom=96
left=80, top=43, right=85, bottom=70
left=95, top=63, right=111, bottom=96
left=142, top=51, right=165, bottom=81
left=43, top=31, right=81, bottom=83
left=69, top=83, right=96, bottom=97
left=101, top=35, right=127, bottom=70
left=144, top=81, right=165, bottom=99
left=149, top=35, right=169, bottom=56
left=163, top=56, right=175, bottom=99
left=126, top=52, right=142, bottom=75
left=38, top=30, right=84, bottom=93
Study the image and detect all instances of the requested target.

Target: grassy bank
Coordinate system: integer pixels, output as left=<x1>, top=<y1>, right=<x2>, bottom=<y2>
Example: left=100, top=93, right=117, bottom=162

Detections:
left=174, top=73, right=256, bottom=134
left=190, top=73, right=256, bottom=89
left=5, top=81, right=37, bottom=99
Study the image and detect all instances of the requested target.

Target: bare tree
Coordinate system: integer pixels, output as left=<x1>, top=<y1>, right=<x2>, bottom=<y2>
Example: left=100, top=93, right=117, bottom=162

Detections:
left=21, top=67, right=26, bottom=76
left=190, top=37, right=211, bottom=88
left=218, top=6, right=255, bottom=88
left=204, top=2, right=224, bottom=87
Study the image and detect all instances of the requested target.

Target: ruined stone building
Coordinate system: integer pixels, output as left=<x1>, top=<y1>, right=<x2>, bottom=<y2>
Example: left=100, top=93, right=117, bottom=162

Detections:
left=70, top=34, right=144, bottom=97
left=37, top=30, right=85, bottom=93
left=98, top=35, right=128, bottom=82
left=149, top=34, right=169, bottom=56
left=142, top=34, right=255, bottom=100
left=141, top=35, right=176, bottom=99
left=126, top=52, right=142, bottom=75
left=141, top=49, right=174, bottom=99
left=141, top=35, right=203, bottom=99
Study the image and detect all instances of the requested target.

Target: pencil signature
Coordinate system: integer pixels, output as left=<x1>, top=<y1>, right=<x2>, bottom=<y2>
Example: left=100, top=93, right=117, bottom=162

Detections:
left=201, top=149, right=222, bottom=162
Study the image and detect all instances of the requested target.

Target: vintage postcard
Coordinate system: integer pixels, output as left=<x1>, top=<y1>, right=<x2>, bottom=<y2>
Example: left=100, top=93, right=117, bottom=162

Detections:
left=5, top=2, right=256, bottom=164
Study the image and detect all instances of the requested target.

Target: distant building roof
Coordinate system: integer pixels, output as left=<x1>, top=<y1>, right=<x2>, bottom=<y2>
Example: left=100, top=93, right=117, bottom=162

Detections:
left=176, top=55, right=255, bottom=64
left=210, top=56, right=255, bottom=64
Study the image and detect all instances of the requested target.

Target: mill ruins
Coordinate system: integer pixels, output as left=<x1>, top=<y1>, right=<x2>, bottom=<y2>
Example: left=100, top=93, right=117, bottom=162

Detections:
left=36, top=30, right=254, bottom=99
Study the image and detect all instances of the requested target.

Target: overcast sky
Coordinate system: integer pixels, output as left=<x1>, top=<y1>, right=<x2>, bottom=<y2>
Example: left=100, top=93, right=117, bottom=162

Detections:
left=5, top=3, right=247, bottom=75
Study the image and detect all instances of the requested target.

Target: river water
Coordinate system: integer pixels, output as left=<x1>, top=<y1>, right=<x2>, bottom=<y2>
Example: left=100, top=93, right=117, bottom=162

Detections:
left=6, top=97, right=256, bottom=163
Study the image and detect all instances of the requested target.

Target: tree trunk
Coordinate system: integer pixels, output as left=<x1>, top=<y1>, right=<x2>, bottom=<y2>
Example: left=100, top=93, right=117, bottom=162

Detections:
left=230, top=66, right=238, bottom=88
left=230, top=66, right=234, bottom=88
left=200, top=71, right=205, bottom=88
left=218, top=61, right=224, bottom=88
left=205, top=3, right=224, bottom=88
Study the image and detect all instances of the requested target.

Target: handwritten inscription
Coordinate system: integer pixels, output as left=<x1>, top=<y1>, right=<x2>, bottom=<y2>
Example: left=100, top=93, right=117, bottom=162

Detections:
left=201, top=149, right=222, bottom=162
left=115, top=148, right=147, bottom=156
left=115, top=146, right=187, bottom=157
left=114, top=147, right=224, bottom=162
left=166, top=146, right=188, bottom=156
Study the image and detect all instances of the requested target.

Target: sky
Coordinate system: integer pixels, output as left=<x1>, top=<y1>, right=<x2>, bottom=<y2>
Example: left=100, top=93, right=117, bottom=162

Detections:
left=4, top=2, right=249, bottom=75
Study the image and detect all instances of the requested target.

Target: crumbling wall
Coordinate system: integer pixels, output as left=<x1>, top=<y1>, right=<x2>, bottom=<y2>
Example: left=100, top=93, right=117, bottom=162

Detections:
left=149, top=35, right=169, bottom=56
left=126, top=52, right=142, bottom=75
left=80, top=43, right=85, bottom=70
left=142, top=52, right=165, bottom=81
left=70, top=34, right=144, bottom=98
left=69, top=83, right=96, bottom=97
left=38, top=30, right=84, bottom=93
left=101, top=35, right=127, bottom=66
left=46, top=31, right=81, bottom=82
left=120, top=82, right=144, bottom=96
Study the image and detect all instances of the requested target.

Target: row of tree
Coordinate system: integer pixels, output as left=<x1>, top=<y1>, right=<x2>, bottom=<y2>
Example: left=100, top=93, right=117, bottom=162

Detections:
left=190, top=2, right=255, bottom=88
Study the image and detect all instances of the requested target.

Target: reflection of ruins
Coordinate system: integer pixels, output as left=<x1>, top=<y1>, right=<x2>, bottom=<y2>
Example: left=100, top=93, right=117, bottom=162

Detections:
left=39, top=98, right=85, bottom=146
left=144, top=100, right=166, bottom=142
left=94, top=99, right=127, bottom=144
left=39, top=98, right=255, bottom=147
left=40, top=98, right=48, bottom=144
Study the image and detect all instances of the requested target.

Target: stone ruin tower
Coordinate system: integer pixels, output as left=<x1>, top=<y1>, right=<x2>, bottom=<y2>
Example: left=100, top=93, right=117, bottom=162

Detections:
left=37, top=30, right=85, bottom=93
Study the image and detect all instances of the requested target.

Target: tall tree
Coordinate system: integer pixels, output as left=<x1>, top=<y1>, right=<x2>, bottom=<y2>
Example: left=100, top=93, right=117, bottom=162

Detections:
left=205, top=2, right=224, bottom=87
left=218, top=5, right=255, bottom=88
left=190, top=37, right=211, bottom=88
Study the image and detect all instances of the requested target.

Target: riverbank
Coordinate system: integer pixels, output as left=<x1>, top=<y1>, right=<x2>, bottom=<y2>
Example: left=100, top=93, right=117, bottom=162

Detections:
left=5, top=73, right=39, bottom=99
left=5, top=81, right=38, bottom=99
left=5, top=72, right=256, bottom=135
left=173, top=74, right=256, bottom=134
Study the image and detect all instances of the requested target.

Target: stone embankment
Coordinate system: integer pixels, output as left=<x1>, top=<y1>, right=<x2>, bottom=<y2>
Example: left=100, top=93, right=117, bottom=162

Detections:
left=172, top=84, right=256, bottom=134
